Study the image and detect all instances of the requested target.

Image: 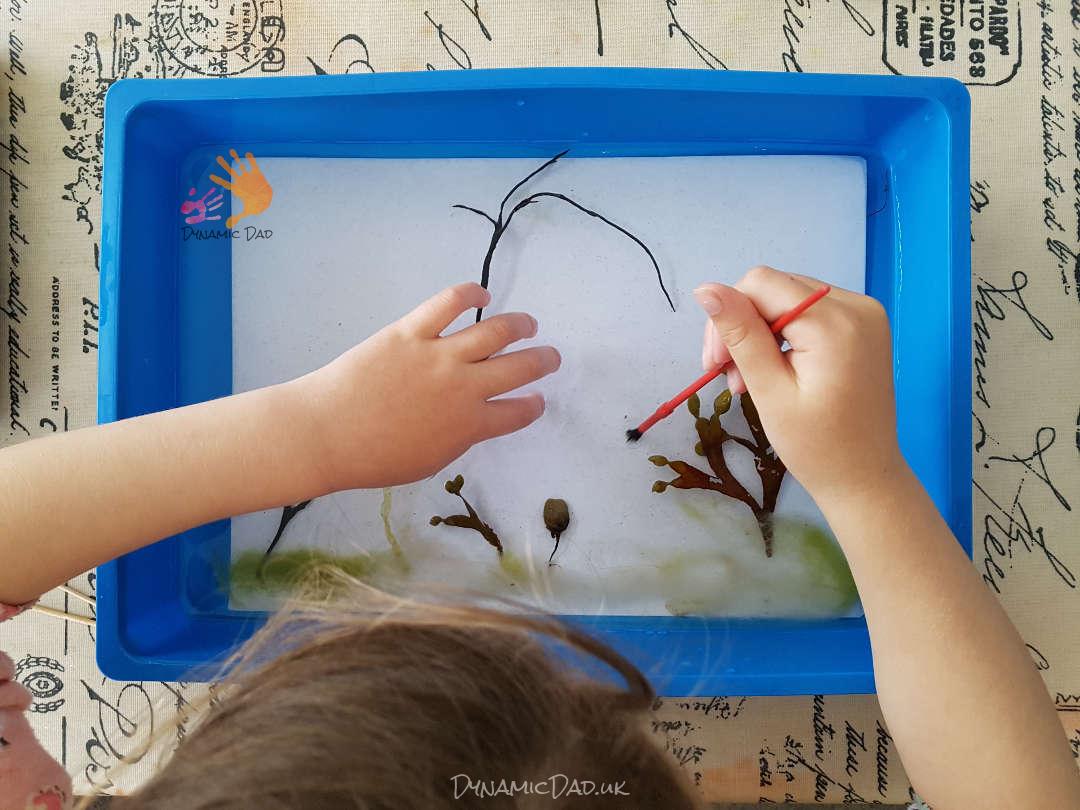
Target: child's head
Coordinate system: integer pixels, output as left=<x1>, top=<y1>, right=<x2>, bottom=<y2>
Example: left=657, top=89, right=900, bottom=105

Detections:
left=114, top=578, right=701, bottom=809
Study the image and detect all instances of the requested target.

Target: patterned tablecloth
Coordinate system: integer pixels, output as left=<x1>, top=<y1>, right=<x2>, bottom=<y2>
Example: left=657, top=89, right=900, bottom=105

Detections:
left=1, top=1, right=1077, bottom=803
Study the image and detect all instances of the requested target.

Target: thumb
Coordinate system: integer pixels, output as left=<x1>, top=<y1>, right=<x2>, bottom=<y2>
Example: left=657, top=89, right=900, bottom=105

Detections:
left=692, top=283, right=790, bottom=400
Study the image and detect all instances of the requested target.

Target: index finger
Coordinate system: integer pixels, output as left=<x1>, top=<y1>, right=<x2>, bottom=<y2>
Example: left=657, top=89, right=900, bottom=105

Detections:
left=786, top=272, right=865, bottom=304
left=733, top=266, right=817, bottom=320
left=401, top=283, right=491, bottom=337
left=734, top=266, right=835, bottom=344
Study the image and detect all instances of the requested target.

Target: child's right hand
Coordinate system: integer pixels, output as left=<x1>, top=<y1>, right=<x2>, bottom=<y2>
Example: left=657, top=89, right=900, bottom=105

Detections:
left=692, top=266, right=906, bottom=503
left=299, top=282, right=560, bottom=492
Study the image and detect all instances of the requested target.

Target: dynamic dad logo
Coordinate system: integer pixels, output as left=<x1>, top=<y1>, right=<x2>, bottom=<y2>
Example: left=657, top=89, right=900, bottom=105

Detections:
left=180, top=149, right=274, bottom=241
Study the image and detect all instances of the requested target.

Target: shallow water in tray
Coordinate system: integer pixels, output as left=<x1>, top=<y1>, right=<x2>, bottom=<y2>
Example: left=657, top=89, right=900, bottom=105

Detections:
left=224, top=154, right=866, bottom=617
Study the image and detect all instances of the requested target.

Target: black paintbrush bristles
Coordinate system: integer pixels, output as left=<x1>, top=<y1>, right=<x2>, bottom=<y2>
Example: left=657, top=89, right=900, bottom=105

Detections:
left=625, top=428, right=642, bottom=442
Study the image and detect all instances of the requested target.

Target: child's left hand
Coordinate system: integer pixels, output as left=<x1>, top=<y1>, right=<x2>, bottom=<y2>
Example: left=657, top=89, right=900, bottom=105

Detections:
left=297, top=282, right=560, bottom=491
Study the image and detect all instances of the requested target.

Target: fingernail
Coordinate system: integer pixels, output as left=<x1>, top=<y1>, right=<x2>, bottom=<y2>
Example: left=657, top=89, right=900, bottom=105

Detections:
left=693, top=287, right=724, bottom=315
left=528, top=391, right=546, bottom=414
left=528, top=314, right=539, bottom=336
left=548, top=346, right=562, bottom=370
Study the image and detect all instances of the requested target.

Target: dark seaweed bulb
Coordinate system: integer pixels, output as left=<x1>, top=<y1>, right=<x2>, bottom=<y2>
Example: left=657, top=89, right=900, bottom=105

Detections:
left=544, top=498, right=571, bottom=565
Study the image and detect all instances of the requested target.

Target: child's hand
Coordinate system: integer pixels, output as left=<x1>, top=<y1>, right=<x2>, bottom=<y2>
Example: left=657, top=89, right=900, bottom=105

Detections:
left=300, top=283, right=560, bottom=491
left=693, top=266, right=904, bottom=502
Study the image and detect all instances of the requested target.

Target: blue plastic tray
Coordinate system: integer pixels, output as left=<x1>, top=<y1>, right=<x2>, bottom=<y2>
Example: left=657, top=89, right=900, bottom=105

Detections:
left=97, top=68, right=970, bottom=695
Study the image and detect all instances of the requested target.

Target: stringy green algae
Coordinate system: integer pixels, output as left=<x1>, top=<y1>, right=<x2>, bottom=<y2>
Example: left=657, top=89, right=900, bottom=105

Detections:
left=795, top=524, right=859, bottom=610
left=497, top=552, right=527, bottom=582
left=231, top=548, right=394, bottom=595
left=660, top=519, right=859, bottom=617
left=380, top=487, right=408, bottom=568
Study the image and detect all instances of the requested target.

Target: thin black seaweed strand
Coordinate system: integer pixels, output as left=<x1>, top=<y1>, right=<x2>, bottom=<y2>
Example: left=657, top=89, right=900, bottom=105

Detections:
left=506, top=192, right=674, bottom=313
left=452, top=150, right=567, bottom=319
left=257, top=499, right=313, bottom=580
left=452, top=204, right=496, bottom=226
left=453, top=150, right=675, bottom=321
left=498, top=150, right=569, bottom=216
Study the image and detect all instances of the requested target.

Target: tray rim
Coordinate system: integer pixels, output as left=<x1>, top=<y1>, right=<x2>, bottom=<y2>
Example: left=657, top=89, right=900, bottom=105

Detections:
left=96, top=67, right=971, bottom=695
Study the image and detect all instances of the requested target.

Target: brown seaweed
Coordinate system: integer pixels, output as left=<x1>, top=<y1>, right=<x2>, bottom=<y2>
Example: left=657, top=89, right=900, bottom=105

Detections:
left=543, top=498, right=571, bottom=565
left=648, top=390, right=787, bottom=556
left=453, top=150, right=674, bottom=321
left=430, top=474, right=503, bottom=554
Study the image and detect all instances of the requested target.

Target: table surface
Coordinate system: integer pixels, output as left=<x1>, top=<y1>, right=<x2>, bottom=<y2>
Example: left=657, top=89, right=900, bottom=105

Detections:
left=1, top=1, right=1076, bottom=805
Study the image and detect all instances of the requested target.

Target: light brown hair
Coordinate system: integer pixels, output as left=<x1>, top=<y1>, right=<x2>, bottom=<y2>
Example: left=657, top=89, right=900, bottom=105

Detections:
left=113, top=576, right=702, bottom=809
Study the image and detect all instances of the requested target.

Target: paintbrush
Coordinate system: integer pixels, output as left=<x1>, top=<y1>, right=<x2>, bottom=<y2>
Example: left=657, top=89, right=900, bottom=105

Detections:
left=626, top=284, right=831, bottom=442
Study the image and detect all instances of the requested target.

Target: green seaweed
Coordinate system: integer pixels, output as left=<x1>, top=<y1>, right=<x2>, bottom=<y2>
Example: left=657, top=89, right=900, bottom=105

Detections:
left=793, top=523, right=859, bottom=609
left=657, top=521, right=859, bottom=617
left=231, top=548, right=384, bottom=595
left=380, top=487, right=408, bottom=567
left=497, top=552, right=527, bottom=582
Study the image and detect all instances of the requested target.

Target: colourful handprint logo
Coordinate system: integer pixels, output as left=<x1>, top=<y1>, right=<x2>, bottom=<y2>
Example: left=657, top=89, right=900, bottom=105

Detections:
left=180, top=185, right=223, bottom=224
left=209, top=149, right=274, bottom=229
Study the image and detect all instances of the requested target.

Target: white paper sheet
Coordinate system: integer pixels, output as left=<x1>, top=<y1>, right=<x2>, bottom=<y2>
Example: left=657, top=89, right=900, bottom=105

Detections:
left=229, top=155, right=866, bottom=616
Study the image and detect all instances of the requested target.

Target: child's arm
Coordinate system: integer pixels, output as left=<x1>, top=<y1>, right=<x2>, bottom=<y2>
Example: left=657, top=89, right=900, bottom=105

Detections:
left=694, top=267, right=1079, bottom=810
left=0, top=283, right=558, bottom=605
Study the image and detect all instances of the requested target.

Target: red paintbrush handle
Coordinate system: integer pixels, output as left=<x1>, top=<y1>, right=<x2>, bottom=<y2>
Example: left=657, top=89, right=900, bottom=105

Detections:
left=636, top=365, right=727, bottom=435
left=766, top=284, right=831, bottom=332
left=633, top=284, right=831, bottom=437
